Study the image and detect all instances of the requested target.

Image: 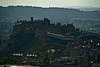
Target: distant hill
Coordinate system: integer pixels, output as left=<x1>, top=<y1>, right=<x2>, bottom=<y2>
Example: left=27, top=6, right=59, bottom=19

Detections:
left=78, top=7, right=100, bottom=11
left=0, top=6, right=100, bottom=20
left=65, top=6, right=100, bottom=11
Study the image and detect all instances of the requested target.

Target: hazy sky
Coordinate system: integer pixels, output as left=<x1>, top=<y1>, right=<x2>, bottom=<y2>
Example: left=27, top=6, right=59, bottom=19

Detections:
left=0, top=0, right=100, bottom=7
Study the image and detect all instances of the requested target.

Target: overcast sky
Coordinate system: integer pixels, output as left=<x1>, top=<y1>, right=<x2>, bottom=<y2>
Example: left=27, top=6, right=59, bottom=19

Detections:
left=0, top=0, right=100, bottom=7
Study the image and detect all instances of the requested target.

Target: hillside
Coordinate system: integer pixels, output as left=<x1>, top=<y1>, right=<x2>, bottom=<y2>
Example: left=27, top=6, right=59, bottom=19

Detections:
left=0, top=6, right=100, bottom=19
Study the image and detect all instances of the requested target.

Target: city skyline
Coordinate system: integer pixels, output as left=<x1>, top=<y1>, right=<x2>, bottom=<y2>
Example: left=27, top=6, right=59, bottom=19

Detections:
left=0, top=0, right=100, bottom=8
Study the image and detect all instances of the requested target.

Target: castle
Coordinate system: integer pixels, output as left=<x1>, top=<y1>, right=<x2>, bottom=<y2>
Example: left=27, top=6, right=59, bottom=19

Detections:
left=11, top=17, right=79, bottom=41
left=3, top=17, right=79, bottom=55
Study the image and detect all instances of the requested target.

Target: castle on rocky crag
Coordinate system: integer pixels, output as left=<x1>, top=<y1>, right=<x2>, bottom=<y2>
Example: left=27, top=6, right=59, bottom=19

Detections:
left=4, top=17, right=79, bottom=55
left=11, top=17, right=79, bottom=42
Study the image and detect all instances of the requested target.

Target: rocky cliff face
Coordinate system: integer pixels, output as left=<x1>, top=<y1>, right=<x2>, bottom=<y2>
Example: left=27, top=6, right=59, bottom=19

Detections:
left=0, top=17, right=79, bottom=57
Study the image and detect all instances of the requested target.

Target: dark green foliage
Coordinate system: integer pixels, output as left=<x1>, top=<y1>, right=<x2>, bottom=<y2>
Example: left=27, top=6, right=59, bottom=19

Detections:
left=73, top=31, right=81, bottom=37
left=81, top=30, right=88, bottom=35
left=0, top=57, right=22, bottom=64
left=34, top=51, right=45, bottom=62
left=73, top=30, right=88, bottom=37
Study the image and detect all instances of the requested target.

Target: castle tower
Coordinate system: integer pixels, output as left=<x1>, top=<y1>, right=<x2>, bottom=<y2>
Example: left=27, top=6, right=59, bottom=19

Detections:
left=31, top=17, right=33, bottom=22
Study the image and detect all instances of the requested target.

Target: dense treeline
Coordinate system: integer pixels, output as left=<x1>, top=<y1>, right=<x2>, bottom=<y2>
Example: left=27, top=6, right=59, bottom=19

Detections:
left=0, top=57, right=22, bottom=64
